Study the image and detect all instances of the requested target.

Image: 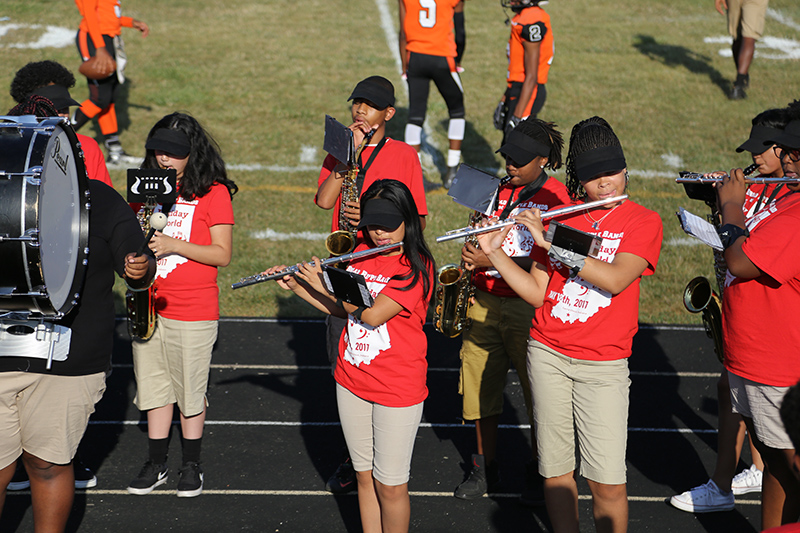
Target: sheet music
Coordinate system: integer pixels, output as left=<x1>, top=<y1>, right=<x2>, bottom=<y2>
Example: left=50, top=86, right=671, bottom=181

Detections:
left=677, top=207, right=723, bottom=251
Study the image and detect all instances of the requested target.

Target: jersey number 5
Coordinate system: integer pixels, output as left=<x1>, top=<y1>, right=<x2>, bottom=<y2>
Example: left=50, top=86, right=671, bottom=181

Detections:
left=418, top=0, right=437, bottom=28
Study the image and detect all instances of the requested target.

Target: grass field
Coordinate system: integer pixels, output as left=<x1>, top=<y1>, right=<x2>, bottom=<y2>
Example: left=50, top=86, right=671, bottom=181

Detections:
left=1, top=0, right=799, bottom=322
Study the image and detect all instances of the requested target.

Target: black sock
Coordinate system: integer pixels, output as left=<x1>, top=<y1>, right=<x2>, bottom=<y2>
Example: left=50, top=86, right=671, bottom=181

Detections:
left=182, top=438, right=202, bottom=465
left=148, top=437, right=169, bottom=465
left=71, top=109, right=90, bottom=131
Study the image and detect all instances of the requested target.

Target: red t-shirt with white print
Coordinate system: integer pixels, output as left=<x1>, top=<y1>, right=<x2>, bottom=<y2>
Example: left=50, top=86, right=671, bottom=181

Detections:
left=530, top=200, right=663, bottom=361
left=334, top=244, right=432, bottom=407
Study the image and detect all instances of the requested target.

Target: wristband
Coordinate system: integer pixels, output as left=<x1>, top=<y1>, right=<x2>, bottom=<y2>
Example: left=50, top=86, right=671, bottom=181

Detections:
left=335, top=298, right=344, bottom=309
left=718, top=224, right=749, bottom=250
left=352, top=306, right=365, bottom=321
left=548, top=244, right=586, bottom=277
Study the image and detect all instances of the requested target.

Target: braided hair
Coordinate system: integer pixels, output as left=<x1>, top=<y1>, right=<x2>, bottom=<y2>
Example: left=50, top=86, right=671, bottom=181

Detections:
left=142, top=112, right=238, bottom=200
left=564, top=116, right=624, bottom=201
left=786, top=99, right=800, bottom=122
left=513, top=117, right=564, bottom=171
left=10, top=61, right=76, bottom=103
left=7, top=94, right=59, bottom=118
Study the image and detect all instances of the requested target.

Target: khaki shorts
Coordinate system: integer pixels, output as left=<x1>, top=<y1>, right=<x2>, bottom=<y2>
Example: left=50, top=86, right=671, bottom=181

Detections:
left=528, top=340, right=630, bottom=485
left=132, top=316, right=217, bottom=417
left=336, top=384, right=423, bottom=486
left=729, top=370, right=793, bottom=449
left=459, top=290, right=535, bottom=423
left=0, top=371, right=105, bottom=469
left=727, top=0, right=768, bottom=39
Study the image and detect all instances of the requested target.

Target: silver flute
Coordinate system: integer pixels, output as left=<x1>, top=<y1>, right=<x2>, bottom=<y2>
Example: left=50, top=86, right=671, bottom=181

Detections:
left=435, top=195, right=629, bottom=243
left=674, top=162, right=789, bottom=183
left=231, top=241, right=403, bottom=289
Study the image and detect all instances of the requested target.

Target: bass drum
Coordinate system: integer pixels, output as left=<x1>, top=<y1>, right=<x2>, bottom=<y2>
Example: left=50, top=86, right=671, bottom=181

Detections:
left=0, top=116, right=90, bottom=317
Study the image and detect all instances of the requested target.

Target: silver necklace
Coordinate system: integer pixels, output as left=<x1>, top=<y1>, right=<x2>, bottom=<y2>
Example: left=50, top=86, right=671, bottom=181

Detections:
left=584, top=203, right=621, bottom=229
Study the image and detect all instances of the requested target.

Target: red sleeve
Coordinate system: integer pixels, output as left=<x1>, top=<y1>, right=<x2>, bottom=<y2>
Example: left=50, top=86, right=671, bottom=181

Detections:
left=78, top=134, right=112, bottom=187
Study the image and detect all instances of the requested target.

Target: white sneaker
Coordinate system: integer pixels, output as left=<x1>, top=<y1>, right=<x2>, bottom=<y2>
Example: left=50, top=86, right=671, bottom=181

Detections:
left=731, top=464, right=763, bottom=495
left=669, top=479, right=735, bottom=513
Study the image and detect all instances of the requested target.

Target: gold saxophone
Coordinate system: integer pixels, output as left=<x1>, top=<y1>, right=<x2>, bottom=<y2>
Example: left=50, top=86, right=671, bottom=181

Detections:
left=433, top=212, right=481, bottom=338
left=126, top=199, right=158, bottom=340
left=680, top=163, right=758, bottom=363
left=325, top=129, right=375, bottom=257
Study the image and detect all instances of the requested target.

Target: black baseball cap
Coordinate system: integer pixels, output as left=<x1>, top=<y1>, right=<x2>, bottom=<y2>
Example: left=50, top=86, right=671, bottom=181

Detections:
left=357, top=198, right=404, bottom=230
left=496, top=129, right=550, bottom=167
left=348, top=76, right=395, bottom=110
left=574, top=145, right=627, bottom=181
left=736, top=124, right=784, bottom=153
left=766, top=120, right=800, bottom=150
left=145, top=128, right=191, bottom=158
left=32, top=85, right=80, bottom=111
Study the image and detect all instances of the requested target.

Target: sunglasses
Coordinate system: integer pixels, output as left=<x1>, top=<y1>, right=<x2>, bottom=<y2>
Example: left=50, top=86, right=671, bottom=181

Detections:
left=773, top=145, right=800, bottom=163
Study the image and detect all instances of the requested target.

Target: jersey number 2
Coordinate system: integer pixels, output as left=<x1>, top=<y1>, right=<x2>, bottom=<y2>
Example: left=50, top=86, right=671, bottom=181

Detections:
left=418, top=0, right=437, bottom=28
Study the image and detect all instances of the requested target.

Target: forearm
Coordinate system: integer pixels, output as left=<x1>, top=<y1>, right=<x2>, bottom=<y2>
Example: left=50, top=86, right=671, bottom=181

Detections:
left=485, top=249, right=546, bottom=307
left=316, top=170, right=345, bottom=209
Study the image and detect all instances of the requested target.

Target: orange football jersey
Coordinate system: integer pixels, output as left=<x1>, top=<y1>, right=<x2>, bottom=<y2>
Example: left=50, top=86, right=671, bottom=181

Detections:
left=506, top=6, right=554, bottom=85
left=402, top=0, right=462, bottom=58
left=75, top=0, right=134, bottom=48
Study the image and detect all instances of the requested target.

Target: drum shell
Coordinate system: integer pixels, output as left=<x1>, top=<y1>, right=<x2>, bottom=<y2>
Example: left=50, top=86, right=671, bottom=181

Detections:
left=0, top=118, right=90, bottom=317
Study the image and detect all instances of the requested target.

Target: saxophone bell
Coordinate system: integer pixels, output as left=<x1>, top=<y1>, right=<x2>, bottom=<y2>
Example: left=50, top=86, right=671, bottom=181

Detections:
left=683, top=276, right=724, bottom=363
left=326, top=230, right=357, bottom=256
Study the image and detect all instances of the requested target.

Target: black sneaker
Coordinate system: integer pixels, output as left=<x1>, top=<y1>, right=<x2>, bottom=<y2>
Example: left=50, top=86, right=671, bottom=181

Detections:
left=177, top=461, right=204, bottom=498
left=454, top=454, right=500, bottom=500
left=74, top=457, right=98, bottom=489
left=7, top=462, right=29, bottom=491
left=127, top=461, right=169, bottom=495
left=325, top=457, right=357, bottom=494
left=442, top=165, right=458, bottom=189
left=519, top=460, right=545, bottom=506
left=729, top=84, right=747, bottom=100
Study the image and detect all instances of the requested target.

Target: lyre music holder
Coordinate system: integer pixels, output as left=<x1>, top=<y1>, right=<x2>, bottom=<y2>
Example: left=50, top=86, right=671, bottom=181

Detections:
left=127, top=168, right=178, bottom=205
left=323, top=115, right=356, bottom=166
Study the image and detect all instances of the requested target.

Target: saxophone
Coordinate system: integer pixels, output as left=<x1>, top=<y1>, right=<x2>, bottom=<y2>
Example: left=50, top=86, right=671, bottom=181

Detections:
left=680, top=163, right=758, bottom=363
left=433, top=212, right=481, bottom=338
left=325, top=129, right=375, bottom=256
left=126, top=198, right=158, bottom=340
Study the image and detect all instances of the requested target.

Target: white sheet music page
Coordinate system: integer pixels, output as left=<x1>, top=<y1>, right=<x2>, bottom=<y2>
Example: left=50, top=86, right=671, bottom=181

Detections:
left=677, top=207, right=723, bottom=251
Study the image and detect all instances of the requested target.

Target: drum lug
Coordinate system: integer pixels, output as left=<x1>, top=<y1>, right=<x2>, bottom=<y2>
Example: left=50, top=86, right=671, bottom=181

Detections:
left=23, top=228, right=39, bottom=248
left=25, top=167, right=42, bottom=186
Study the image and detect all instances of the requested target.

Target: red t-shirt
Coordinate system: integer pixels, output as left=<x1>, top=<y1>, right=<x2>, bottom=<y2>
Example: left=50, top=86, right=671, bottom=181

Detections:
left=723, top=192, right=800, bottom=387
left=473, top=176, right=571, bottom=297
left=134, top=183, right=235, bottom=321
left=402, top=0, right=461, bottom=58
left=316, top=138, right=427, bottom=231
left=507, top=6, right=554, bottom=85
left=764, top=523, right=800, bottom=533
left=334, top=244, right=433, bottom=407
left=78, top=133, right=112, bottom=187
left=530, top=200, right=663, bottom=361
left=743, top=180, right=791, bottom=219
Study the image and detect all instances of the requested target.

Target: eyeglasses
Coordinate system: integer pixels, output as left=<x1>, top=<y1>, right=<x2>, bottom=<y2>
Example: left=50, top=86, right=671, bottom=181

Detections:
left=773, top=145, right=800, bottom=162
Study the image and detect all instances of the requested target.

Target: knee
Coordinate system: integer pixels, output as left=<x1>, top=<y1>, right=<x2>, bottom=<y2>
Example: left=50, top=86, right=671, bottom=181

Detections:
left=374, top=479, right=408, bottom=502
left=589, top=481, right=627, bottom=503
left=22, top=453, right=67, bottom=482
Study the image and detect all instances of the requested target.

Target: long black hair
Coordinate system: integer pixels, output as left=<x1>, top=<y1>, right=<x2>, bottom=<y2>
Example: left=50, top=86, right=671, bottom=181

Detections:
left=142, top=112, right=238, bottom=200
left=514, top=117, right=564, bottom=171
left=359, top=179, right=435, bottom=299
left=564, top=116, right=624, bottom=201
